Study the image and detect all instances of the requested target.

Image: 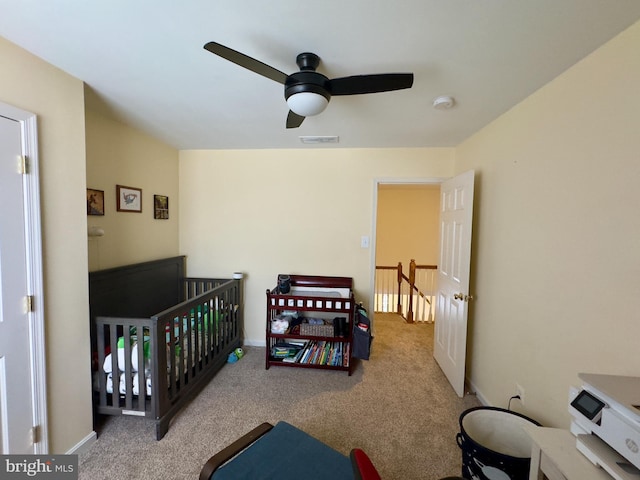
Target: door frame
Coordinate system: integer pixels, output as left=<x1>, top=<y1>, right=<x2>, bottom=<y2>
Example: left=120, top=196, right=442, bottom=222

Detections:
left=1, top=102, right=48, bottom=453
left=368, top=177, right=447, bottom=320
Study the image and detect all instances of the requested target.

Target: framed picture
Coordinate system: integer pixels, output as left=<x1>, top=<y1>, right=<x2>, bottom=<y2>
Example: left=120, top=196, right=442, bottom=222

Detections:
left=87, top=189, right=104, bottom=216
left=154, top=195, right=169, bottom=219
left=116, top=185, right=142, bottom=212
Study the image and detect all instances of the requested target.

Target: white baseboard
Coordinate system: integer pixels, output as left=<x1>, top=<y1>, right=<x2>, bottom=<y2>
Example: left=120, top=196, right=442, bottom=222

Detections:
left=467, top=378, right=490, bottom=406
left=66, top=431, right=97, bottom=455
left=243, top=339, right=266, bottom=347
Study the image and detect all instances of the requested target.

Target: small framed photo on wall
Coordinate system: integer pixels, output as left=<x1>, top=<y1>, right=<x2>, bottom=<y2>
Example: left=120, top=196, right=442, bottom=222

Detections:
left=154, top=195, right=169, bottom=219
left=116, top=185, right=142, bottom=212
left=87, top=189, right=104, bottom=216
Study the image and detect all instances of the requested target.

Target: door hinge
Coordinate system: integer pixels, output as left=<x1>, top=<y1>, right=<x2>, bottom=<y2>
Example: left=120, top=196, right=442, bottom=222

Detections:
left=31, top=425, right=40, bottom=444
left=18, top=155, right=29, bottom=174
left=25, top=295, right=35, bottom=313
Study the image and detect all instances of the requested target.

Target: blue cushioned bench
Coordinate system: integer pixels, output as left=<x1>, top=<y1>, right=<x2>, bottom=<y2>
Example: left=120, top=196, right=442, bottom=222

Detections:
left=200, top=421, right=354, bottom=480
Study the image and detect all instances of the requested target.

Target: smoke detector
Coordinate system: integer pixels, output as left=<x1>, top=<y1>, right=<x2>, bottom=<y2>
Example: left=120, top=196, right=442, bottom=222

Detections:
left=433, top=95, right=455, bottom=110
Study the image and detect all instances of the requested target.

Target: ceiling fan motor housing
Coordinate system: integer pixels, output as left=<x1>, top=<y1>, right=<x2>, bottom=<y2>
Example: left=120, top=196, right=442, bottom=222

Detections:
left=284, top=71, right=332, bottom=101
left=296, top=52, right=320, bottom=71
left=285, top=52, right=331, bottom=102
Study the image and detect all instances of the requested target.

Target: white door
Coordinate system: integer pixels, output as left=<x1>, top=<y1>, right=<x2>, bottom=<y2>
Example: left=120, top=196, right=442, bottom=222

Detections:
left=434, top=170, right=475, bottom=397
left=0, top=111, right=43, bottom=454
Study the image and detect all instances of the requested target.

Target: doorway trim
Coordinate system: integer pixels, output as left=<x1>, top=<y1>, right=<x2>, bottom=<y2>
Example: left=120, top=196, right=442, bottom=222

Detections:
left=1, top=102, right=48, bottom=453
left=369, top=177, right=447, bottom=316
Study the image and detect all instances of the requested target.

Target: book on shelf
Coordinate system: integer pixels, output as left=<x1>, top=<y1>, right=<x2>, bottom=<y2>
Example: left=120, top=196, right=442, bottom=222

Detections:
left=283, top=347, right=306, bottom=363
left=272, top=340, right=349, bottom=367
left=271, top=341, right=306, bottom=360
left=298, top=344, right=309, bottom=363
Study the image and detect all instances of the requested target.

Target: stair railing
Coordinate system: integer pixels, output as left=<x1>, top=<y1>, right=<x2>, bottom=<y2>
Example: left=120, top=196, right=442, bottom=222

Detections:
left=374, top=259, right=437, bottom=323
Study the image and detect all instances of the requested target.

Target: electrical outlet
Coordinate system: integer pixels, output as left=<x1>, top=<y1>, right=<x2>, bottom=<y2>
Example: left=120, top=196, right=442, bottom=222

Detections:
left=516, top=384, right=525, bottom=405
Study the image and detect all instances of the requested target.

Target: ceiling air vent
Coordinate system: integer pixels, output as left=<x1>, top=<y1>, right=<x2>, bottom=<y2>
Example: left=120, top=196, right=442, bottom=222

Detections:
left=299, top=136, right=339, bottom=144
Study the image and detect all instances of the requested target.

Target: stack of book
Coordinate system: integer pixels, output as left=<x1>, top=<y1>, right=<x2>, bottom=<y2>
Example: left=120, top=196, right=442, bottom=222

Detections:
left=270, top=341, right=306, bottom=363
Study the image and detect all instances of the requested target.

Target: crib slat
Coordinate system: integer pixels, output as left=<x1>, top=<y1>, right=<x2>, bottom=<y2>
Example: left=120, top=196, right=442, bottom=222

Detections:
left=168, top=317, right=177, bottom=398
left=96, top=322, right=107, bottom=407
left=204, top=300, right=212, bottom=364
left=194, top=305, right=202, bottom=372
left=109, top=326, right=119, bottom=407
left=123, top=326, right=133, bottom=410
left=185, top=310, right=192, bottom=383
left=136, top=327, right=146, bottom=399
left=150, top=317, right=168, bottom=418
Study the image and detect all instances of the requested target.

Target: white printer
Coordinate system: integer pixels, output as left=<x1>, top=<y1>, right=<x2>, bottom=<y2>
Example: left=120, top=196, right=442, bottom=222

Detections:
left=569, top=373, right=640, bottom=480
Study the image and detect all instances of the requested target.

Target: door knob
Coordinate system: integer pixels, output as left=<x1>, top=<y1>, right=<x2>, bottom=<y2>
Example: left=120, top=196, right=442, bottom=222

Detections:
left=453, top=293, right=473, bottom=301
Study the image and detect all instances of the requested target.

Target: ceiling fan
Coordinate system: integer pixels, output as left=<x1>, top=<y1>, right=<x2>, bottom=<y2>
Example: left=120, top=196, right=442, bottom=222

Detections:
left=203, top=42, right=414, bottom=128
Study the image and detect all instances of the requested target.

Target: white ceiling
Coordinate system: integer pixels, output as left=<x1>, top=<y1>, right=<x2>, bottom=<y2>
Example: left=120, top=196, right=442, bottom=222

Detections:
left=2, top=1, right=640, bottom=150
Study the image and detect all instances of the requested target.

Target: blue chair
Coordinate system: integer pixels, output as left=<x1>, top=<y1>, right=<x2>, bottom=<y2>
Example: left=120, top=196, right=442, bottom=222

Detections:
left=199, top=421, right=381, bottom=480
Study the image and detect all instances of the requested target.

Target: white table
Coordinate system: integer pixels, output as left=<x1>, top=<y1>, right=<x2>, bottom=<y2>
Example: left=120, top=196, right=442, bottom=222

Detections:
left=525, top=426, right=611, bottom=480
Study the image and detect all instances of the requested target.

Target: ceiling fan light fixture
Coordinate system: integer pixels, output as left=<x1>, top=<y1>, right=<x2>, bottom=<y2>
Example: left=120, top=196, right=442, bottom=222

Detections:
left=286, top=92, right=329, bottom=117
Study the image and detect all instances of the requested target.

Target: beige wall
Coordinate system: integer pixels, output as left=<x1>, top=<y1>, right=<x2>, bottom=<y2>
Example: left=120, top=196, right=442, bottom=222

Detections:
left=0, top=37, right=93, bottom=453
left=455, top=20, right=640, bottom=427
left=376, top=184, right=440, bottom=269
left=85, top=107, right=180, bottom=271
left=179, top=148, right=454, bottom=344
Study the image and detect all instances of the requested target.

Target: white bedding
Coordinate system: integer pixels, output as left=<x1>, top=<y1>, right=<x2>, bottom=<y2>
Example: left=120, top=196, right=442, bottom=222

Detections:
left=100, top=321, right=210, bottom=397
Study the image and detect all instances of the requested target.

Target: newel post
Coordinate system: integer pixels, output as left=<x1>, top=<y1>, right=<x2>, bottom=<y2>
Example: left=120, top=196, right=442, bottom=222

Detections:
left=396, top=262, right=403, bottom=314
left=407, top=259, right=416, bottom=323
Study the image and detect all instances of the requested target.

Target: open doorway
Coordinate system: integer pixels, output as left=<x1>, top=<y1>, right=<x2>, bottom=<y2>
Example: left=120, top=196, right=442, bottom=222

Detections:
left=372, top=182, right=441, bottom=324
left=369, top=172, right=476, bottom=397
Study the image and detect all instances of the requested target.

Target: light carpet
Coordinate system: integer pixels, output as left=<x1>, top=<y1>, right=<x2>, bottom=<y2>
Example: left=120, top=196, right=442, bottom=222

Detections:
left=78, top=313, right=480, bottom=479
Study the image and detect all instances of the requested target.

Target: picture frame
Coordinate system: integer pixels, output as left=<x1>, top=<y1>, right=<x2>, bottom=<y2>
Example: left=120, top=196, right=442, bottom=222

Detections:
left=116, top=185, right=142, bottom=212
left=154, top=195, right=169, bottom=219
left=87, top=188, right=104, bottom=216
